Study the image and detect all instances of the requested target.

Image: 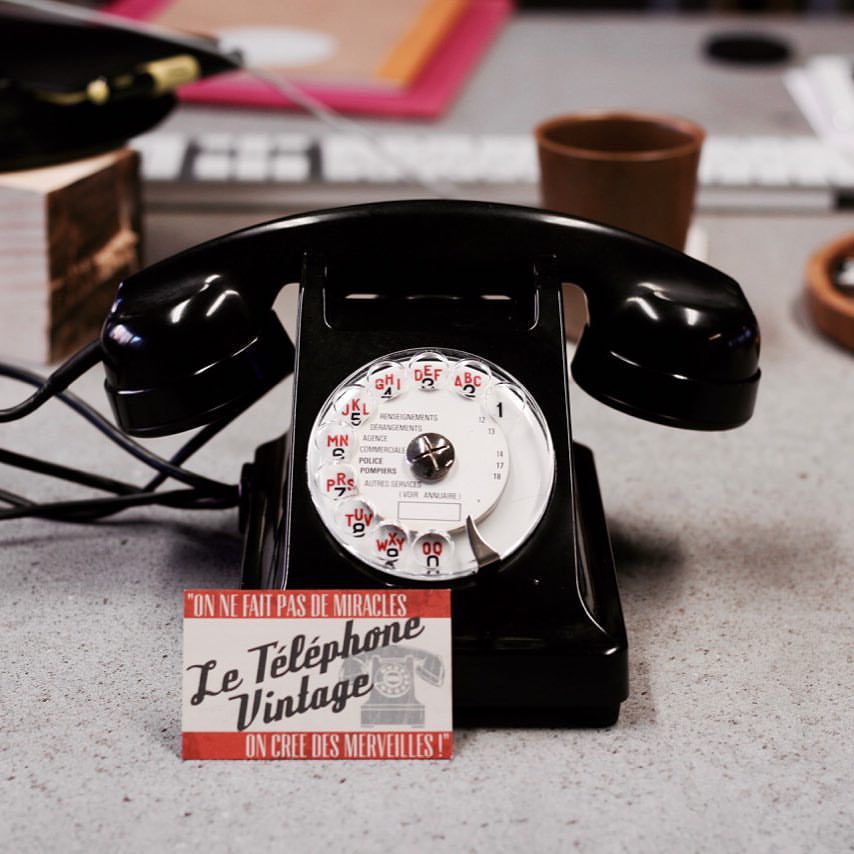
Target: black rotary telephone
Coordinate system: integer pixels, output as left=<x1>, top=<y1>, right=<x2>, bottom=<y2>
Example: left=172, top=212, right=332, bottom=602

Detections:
left=1, top=200, right=761, bottom=726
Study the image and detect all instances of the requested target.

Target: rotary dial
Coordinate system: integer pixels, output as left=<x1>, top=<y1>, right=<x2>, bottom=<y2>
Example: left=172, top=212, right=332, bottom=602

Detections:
left=306, top=349, right=555, bottom=582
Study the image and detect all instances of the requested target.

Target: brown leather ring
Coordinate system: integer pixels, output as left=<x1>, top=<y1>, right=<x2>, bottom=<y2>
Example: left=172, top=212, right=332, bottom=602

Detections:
left=805, top=232, right=854, bottom=352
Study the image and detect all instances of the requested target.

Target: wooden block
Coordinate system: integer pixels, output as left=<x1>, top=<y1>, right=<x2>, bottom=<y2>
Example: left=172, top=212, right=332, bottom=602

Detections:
left=0, top=148, right=141, bottom=364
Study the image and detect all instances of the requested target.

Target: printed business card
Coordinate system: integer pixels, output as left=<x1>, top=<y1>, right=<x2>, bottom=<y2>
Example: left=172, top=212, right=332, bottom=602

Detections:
left=182, top=589, right=452, bottom=759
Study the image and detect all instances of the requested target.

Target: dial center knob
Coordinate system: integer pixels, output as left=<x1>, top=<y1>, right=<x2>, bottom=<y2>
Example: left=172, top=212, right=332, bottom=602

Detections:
left=406, top=432, right=455, bottom=482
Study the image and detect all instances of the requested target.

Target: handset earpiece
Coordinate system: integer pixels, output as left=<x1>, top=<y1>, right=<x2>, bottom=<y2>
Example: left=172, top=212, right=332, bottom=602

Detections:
left=102, top=266, right=294, bottom=437
left=565, top=232, right=761, bottom=430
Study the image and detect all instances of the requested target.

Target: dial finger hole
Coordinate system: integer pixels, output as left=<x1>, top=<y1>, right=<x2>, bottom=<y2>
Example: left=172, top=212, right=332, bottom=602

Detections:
left=317, top=462, right=358, bottom=501
left=314, top=423, right=356, bottom=463
left=408, top=351, right=448, bottom=392
left=451, top=359, right=492, bottom=400
left=483, top=381, right=527, bottom=435
left=333, top=385, right=376, bottom=428
left=367, top=360, right=407, bottom=401
left=413, top=530, right=455, bottom=576
left=336, top=498, right=376, bottom=539
left=367, top=522, right=408, bottom=570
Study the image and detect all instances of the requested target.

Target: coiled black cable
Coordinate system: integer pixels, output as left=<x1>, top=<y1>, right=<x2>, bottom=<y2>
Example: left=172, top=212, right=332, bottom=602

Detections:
left=0, top=343, right=244, bottom=523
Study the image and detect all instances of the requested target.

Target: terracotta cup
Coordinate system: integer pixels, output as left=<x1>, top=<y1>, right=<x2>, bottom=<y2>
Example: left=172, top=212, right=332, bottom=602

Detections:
left=535, top=111, right=705, bottom=338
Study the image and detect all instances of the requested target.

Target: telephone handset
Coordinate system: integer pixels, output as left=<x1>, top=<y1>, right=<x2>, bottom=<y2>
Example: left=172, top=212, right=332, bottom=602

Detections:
left=100, top=200, right=760, bottom=725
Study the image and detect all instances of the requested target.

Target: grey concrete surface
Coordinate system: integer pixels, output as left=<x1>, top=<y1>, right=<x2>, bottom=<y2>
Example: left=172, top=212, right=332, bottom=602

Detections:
left=2, top=12, right=853, bottom=854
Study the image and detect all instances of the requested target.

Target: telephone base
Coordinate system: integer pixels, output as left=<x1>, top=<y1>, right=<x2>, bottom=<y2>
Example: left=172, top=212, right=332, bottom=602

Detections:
left=240, top=438, right=628, bottom=728
left=449, top=442, right=627, bottom=728
left=454, top=705, right=620, bottom=729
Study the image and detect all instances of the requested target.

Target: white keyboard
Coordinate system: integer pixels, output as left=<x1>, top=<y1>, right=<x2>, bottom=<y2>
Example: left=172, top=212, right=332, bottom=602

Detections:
left=133, top=131, right=854, bottom=211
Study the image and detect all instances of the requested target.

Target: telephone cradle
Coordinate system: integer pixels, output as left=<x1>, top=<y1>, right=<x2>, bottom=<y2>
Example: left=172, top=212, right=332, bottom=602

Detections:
left=98, top=200, right=761, bottom=727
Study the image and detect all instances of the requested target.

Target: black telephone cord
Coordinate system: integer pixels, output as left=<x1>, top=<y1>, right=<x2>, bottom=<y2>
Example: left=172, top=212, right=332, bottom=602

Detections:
left=0, top=340, right=102, bottom=422
left=0, top=487, right=239, bottom=522
left=0, top=447, right=139, bottom=496
left=0, top=343, right=246, bottom=522
left=0, top=355, right=234, bottom=495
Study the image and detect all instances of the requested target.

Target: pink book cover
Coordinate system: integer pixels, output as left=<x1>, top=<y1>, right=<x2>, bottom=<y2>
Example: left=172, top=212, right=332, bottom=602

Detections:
left=104, top=0, right=512, bottom=118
